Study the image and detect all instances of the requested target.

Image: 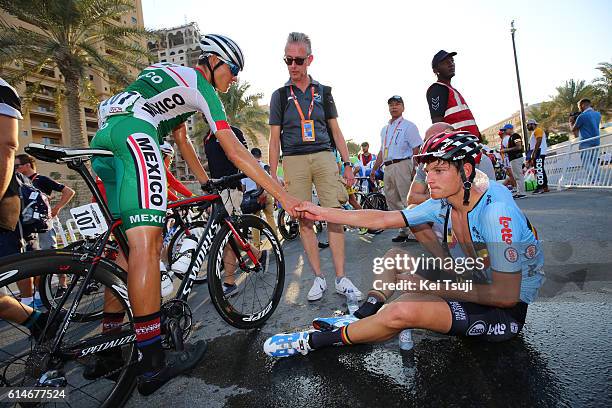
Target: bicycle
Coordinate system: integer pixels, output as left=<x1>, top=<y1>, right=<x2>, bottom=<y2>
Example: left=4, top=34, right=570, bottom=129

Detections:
left=0, top=143, right=285, bottom=406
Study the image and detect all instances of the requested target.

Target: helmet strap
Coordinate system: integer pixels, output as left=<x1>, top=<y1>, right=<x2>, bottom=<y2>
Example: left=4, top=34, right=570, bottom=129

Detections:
left=459, top=163, right=476, bottom=206
left=202, top=56, right=219, bottom=89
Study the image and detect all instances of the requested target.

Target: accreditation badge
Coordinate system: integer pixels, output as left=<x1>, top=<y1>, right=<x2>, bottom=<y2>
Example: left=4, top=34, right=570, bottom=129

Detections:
left=301, top=119, right=316, bottom=142
left=383, top=147, right=389, bottom=160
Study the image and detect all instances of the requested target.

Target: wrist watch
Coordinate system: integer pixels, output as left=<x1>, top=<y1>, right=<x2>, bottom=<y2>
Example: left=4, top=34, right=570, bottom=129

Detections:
left=343, top=161, right=352, bottom=167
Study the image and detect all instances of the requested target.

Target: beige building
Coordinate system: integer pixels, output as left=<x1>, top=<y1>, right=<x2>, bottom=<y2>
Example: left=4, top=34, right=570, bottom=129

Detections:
left=481, top=103, right=542, bottom=148
left=0, top=1, right=146, bottom=201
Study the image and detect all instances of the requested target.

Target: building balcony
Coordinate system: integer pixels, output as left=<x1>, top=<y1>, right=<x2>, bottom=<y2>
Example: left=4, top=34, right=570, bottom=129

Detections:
left=31, top=123, right=62, bottom=134
left=29, top=107, right=56, bottom=118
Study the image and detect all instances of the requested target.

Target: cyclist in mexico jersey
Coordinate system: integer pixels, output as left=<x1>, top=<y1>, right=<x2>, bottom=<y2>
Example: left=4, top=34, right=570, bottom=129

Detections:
left=263, top=131, right=545, bottom=358
left=88, top=34, right=301, bottom=396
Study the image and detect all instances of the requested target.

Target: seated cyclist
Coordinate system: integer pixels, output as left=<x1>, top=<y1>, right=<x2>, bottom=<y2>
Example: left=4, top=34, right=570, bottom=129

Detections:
left=89, top=34, right=300, bottom=394
left=264, top=131, right=545, bottom=357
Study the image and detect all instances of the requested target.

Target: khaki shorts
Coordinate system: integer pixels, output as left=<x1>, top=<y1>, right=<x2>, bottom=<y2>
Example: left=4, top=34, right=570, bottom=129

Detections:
left=220, top=189, right=243, bottom=215
left=284, top=150, right=348, bottom=208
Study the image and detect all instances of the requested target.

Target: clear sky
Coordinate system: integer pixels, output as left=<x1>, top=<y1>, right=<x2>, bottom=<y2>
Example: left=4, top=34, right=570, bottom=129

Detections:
left=142, top=0, right=612, bottom=151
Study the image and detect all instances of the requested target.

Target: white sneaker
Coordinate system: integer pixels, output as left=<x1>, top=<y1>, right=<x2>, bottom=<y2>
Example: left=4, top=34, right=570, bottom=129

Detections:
left=335, top=277, right=363, bottom=300
left=307, top=276, right=327, bottom=301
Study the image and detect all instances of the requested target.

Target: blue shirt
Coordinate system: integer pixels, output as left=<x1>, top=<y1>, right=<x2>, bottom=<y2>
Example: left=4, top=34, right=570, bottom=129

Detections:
left=400, top=182, right=545, bottom=304
left=574, top=108, right=601, bottom=148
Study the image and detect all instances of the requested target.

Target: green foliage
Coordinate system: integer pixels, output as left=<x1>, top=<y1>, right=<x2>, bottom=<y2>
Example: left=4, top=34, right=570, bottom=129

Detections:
left=218, top=81, right=269, bottom=146
left=547, top=132, right=569, bottom=146
left=345, top=139, right=360, bottom=155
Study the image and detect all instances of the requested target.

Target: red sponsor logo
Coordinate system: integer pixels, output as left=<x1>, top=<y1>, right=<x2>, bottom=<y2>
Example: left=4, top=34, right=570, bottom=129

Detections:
left=504, top=247, right=519, bottom=263
left=525, top=244, right=537, bottom=259
left=499, top=216, right=513, bottom=244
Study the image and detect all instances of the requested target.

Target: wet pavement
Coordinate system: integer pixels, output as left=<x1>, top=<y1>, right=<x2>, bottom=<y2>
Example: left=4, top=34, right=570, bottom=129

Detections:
left=127, top=188, right=612, bottom=408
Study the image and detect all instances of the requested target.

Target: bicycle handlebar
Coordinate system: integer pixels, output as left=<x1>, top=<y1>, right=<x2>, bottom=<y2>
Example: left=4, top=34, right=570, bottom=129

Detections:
left=201, top=172, right=246, bottom=193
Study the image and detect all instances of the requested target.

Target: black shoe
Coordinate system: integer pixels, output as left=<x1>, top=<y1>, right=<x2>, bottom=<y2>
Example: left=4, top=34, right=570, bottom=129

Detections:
left=367, top=229, right=383, bottom=235
left=54, top=286, right=67, bottom=299
left=137, top=340, right=208, bottom=396
left=318, top=241, right=329, bottom=249
left=258, top=249, right=268, bottom=272
left=391, top=235, right=407, bottom=243
left=83, top=349, right=124, bottom=381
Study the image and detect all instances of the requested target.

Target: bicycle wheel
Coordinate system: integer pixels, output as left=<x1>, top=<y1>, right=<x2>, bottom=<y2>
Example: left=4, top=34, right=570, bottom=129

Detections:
left=0, top=250, right=137, bottom=407
left=207, top=215, right=285, bottom=329
left=167, top=220, right=209, bottom=283
left=364, top=192, right=388, bottom=211
left=276, top=208, right=300, bottom=241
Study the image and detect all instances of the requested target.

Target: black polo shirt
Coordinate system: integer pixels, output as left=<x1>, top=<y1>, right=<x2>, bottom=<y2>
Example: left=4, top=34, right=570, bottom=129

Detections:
left=269, top=77, right=338, bottom=156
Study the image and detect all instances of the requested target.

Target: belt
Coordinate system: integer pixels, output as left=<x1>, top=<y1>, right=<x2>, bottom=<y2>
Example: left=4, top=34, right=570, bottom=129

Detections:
left=384, top=157, right=410, bottom=166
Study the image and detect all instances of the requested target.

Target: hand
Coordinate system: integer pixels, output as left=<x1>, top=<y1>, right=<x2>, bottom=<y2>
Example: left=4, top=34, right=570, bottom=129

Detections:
left=343, top=166, right=355, bottom=187
left=369, top=171, right=376, bottom=182
left=278, top=193, right=301, bottom=218
left=295, top=201, right=326, bottom=221
left=201, top=180, right=214, bottom=193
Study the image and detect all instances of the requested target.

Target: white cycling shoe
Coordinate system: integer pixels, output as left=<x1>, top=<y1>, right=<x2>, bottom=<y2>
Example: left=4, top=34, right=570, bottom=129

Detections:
left=263, top=330, right=312, bottom=358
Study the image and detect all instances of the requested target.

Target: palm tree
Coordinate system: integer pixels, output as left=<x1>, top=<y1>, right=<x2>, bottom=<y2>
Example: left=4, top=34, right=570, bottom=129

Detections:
left=593, top=61, right=612, bottom=118
left=552, top=79, right=595, bottom=114
left=218, top=81, right=269, bottom=146
left=0, top=0, right=152, bottom=148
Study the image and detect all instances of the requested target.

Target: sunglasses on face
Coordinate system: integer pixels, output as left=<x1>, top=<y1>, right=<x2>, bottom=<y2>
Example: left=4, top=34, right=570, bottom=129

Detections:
left=283, top=56, right=308, bottom=66
left=218, top=57, right=240, bottom=76
left=14, top=163, right=23, bottom=168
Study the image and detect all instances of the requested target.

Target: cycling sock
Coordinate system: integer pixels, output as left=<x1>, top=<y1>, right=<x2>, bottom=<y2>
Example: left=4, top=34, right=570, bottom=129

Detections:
left=354, top=293, right=386, bottom=319
left=102, top=312, right=125, bottom=334
left=21, top=296, right=33, bottom=305
left=22, top=310, right=42, bottom=329
left=134, top=312, right=163, bottom=374
left=309, top=326, right=353, bottom=349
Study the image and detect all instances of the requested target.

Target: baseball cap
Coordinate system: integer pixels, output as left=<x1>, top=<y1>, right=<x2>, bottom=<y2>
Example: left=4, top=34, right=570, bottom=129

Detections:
left=502, top=124, right=514, bottom=130
left=527, top=119, right=538, bottom=125
left=432, top=50, right=457, bottom=68
left=387, top=95, right=403, bottom=104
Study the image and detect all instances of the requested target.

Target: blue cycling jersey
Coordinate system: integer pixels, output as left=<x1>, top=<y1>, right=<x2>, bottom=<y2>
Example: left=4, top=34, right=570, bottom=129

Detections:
left=400, top=181, right=545, bottom=303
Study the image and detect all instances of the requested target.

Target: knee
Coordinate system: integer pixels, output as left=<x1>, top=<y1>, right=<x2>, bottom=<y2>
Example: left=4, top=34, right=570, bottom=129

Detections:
left=128, top=235, right=162, bottom=257
left=379, top=302, right=419, bottom=330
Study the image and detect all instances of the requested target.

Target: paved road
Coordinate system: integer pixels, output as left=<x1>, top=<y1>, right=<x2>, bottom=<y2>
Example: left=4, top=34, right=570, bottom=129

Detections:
left=124, top=188, right=612, bottom=408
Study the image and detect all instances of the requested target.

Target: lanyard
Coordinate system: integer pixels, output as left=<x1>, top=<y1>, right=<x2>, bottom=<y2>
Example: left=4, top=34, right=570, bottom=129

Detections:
left=383, top=118, right=403, bottom=149
left=289, top=85, right=315, bottom=121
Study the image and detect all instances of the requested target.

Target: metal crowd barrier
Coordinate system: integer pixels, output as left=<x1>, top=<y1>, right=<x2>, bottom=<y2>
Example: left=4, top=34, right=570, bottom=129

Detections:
left=544, top=133, right=612, bottom=190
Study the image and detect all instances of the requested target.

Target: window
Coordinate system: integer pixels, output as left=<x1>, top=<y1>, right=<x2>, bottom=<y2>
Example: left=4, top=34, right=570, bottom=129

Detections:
left=22, top=130, right=28, bottom=137
left=161, top=59, right=167, bottom=62
left=160, top=52, right=166, bottom=56
left=89, top=74, right=94, bottom=80
left=170, top=51, right=175, bottom=56
left=180, top=56, right=184, bottom=60
left=178, top=49, right=184, bottom=54
left=131, top=16, right=137, bottom=24
left=42, top=137, right=59, bottom=145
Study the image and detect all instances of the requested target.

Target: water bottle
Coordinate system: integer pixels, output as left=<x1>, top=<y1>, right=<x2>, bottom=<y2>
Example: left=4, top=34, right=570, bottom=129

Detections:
left=160, top=261, right=174, bottom=297
left=346, top=289, right=359, bottom=315
left=399, top=329, right=414, bottom=351
left=170, top=235, right=198, bottom=275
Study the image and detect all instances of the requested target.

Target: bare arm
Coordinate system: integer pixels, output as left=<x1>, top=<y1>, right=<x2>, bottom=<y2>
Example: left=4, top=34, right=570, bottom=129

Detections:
left=328, top=118, right=355, bottom=185
left=216, top=128, right=299, bottom=215
left=0, top=115, right=18, bottom=198
left=268, top=125, right=282, bottom=183
left=173, top=123, right=209, bottom=184
left=407, top=181, right=429, bottom=206
left=297, top=201, right=406, bottom=230
left=51, top=186, right=75, bottom=217
left=371, top=149, right=383, bottom=174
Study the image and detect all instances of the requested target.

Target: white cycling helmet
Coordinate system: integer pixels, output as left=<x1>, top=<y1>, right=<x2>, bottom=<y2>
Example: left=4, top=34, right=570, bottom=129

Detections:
left=160, top=142, right=174, bottom=156
left=199, top=34, right=244, bottom=71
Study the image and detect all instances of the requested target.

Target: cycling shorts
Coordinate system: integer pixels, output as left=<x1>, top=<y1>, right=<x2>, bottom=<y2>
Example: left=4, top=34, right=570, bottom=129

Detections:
left=90, top=115, right=167, bottom=231
left=445, top=300, right=528, bottom=342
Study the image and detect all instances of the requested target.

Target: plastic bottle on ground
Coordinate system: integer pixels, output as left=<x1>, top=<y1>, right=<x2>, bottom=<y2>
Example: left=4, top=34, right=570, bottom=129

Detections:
left=346, top=289, right=359, bottom=315
left=399, top=329, right=414, bottom=351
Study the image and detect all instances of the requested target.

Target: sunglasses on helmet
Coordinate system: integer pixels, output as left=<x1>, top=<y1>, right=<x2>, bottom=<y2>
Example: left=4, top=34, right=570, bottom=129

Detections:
left=283, top=56, right=308, bottom=66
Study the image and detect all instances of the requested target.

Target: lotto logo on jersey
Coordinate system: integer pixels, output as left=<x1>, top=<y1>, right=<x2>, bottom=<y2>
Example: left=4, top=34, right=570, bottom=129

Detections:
left=126, top=133, right=167, bottom=212
left=499, top=216, right=513, bottom=244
